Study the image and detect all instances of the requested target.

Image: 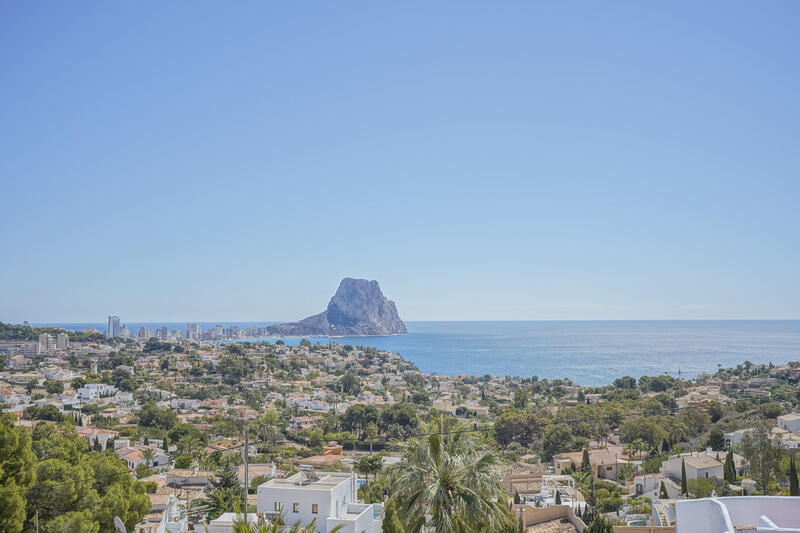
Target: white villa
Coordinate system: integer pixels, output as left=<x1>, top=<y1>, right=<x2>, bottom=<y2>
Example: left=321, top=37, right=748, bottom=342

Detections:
left=257, top=469, right=380, bottom=533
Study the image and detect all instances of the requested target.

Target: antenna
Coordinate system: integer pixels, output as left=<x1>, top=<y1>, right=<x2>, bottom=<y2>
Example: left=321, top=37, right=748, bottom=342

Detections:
left=113, top=517, right=127, bottom=533
left=243, top=408, right=249, bottom=529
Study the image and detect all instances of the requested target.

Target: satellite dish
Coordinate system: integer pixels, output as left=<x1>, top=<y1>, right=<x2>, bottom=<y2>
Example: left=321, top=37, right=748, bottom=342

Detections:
left=113, top=516, right=127, bottom=533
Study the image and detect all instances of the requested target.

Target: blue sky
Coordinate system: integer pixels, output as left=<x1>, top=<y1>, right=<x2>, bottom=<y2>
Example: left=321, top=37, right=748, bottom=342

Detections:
left=1, top=2, right=799, bottom=322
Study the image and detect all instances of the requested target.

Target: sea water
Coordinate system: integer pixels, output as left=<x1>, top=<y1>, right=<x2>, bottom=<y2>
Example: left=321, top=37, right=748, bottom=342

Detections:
left=47, top=320, right=800, bottom=386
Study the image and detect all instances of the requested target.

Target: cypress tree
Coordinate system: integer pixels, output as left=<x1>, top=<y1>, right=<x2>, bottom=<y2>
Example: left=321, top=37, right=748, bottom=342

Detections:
left=162, top=436, right=169, bottom=452
left=516, top=514, right=524, bottom=533
left=790, top=457, right=799, bottom=497
left=582, top=448, right=591, bottom=473
left=584, top=514, right=614, bottom=533
left=659, top=480, right=668, bottom=499
left=723, top=451, right=736, bottom=483
left=555, top=489, right=561, bottom=505
left=680, top=458, right=688, bottom=495
left=661, top=438, right=670, bottom=454
left=382, top=500, right=405, bottom=533
left=514, top=491, right=521, bottom=504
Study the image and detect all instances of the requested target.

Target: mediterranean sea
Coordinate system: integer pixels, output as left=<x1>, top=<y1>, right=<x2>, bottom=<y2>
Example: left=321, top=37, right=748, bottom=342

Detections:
left=43, top=320, right=800, bottom=386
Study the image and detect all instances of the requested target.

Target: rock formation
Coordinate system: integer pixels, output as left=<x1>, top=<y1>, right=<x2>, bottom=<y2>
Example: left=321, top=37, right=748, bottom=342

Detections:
left=266, top=278, right=407, bottom=336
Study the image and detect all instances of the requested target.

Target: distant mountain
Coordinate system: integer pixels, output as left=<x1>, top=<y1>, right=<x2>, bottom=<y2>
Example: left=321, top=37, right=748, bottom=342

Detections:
left=266, top=278, right=407, bottom=337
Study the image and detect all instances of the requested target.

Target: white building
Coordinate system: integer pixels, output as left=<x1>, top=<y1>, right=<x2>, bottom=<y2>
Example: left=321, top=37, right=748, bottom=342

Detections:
left=662, top=454, right=723, bottom=482
left=206, top=513, right=258, bottom=533
left=42, top=366, right=75, bottom=381
left=38, top=333, right=57, bottom=354
left=724, top=428, right=752, bottom=449
left=257, top=470, right=380, bottom=533
left=170, top=398, right=201, bottom=410
left=675, top=496, right=800, bottom=532
left=115, top=391, right=135, bottom=405
left=777, top=413, right=800, bottom=433
left=76, top=383, right=117, bottom=401
left=56, top=332, right=69, bottom=350
left=134, top=494, right=186, bottom=533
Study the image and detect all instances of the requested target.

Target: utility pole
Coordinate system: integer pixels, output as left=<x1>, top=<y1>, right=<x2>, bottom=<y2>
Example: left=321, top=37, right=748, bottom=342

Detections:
left=243, top=408, right=249, bottom=529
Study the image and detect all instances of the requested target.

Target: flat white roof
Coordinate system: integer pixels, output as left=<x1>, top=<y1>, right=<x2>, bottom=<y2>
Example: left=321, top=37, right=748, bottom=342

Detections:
left=258, top=472, right=353, bottom=491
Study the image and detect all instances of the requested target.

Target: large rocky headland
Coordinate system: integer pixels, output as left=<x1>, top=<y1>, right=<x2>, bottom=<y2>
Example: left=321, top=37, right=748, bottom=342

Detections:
left=265, top=278, right=407, bottom=337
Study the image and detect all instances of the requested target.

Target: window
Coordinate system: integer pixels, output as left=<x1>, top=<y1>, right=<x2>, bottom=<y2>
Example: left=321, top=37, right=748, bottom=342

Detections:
left=274, top=502, right=283, bottom=511
left=293, top=503, right=300, bottom=513
left=606, top=466, right=612, bottom=471
left=312, top=504, right=318, bottom=514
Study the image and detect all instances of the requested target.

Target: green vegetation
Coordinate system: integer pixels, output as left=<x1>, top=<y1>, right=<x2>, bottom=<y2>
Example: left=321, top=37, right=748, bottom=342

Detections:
left=390, top=413, right=513, bottom=532
left=0, top=414, right=149, bottom=533
left=0, top=322, right=106, bottom=344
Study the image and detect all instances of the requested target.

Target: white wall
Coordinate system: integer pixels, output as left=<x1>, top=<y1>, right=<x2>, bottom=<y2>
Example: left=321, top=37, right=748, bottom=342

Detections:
left=676, top=497, right=800, bottom=533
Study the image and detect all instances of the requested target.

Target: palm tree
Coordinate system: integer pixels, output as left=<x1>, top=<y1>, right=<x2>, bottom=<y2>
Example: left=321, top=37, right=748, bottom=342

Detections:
left=230, top=515, right=344, bottom=533
left=390, top=412, right=513, bottom=532
left=177, top=435, right=205, bottom=463
left=257, top=411, right=284, bottom=449
left=141, top=448, right=155, bottom=469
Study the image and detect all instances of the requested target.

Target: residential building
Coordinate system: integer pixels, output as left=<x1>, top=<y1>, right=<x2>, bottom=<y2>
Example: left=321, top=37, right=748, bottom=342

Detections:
left=777, top=413, right=800, bottom=433
left=237, top=463, right=276, bottom=487
left=257, top=470, right=380, bottom=533
left=42, top=366, right=75, bottom=381
left=0, top=341, right=39, bottom=359
left=725, top=428, right=751, bottom=449
left=76, top=426, right=119, bottom=449
left=553, top=446, right=630, bottom=481
left=167, top=469, right=215, bottom=488
left=38, top=333, right=56, bottom=354
left=662, top=454, right=723, bottom=482
left=76, top=383, right=117, bottom=401
left=134, top=494, right=186, bottom=533
left=56, top=332, right=69, bottom=350
left=206, top=513, right=258, bottom=533
left=170, top=398, right=201, bottom=410
left=108, top=315, right=121, bottom=338
left=675, top=496, right=800, bottom=532
left=116, top=446, right=170, bottom=470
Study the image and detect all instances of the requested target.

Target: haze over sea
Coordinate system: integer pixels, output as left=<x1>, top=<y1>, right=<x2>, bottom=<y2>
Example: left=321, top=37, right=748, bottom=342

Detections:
left=43, top=320, right=800, bottom=386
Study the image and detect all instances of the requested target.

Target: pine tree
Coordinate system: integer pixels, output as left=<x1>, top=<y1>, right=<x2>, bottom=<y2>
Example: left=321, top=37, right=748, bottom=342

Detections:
left=555, top=489, right=562, bottom=505
left=659, top=480, right=668, bottom=499
left=724, top=451, right=736, bottom=483
left=661, top=438, right=670, bottom=454
left=382, top=500, right=405, bottom=533
left=790, top=457, right=799, bottom=497
left=680, top=458, right=688, bottom=496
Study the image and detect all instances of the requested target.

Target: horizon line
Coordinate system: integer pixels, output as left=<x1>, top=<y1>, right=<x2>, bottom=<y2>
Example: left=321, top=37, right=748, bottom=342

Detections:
left=17, top=317, right=800, bottom=325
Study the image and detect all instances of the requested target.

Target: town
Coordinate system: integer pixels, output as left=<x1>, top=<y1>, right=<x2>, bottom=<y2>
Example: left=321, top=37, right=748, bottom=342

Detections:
left=1, top=319, right=799, bottom=533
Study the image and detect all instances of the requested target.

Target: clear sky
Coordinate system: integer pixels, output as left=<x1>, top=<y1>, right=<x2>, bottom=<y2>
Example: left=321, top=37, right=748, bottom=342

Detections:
left=1, top=2, right=799, bottom=323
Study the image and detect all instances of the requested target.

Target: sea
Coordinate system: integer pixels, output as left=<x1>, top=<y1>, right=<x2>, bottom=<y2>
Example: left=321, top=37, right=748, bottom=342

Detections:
left=40, top=320, right=800, bottom=386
